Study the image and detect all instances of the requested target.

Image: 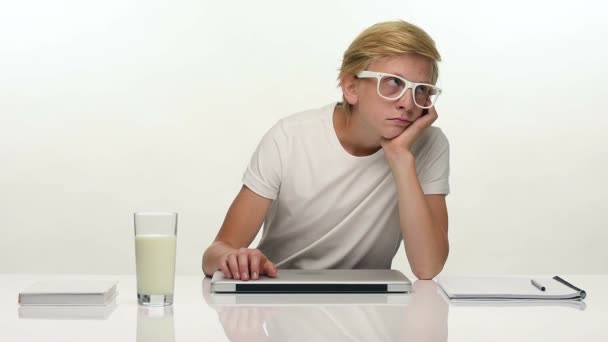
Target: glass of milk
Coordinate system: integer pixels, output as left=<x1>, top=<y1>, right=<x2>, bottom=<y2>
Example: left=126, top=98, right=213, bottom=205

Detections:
left=134, top=212, right=178, bottom=306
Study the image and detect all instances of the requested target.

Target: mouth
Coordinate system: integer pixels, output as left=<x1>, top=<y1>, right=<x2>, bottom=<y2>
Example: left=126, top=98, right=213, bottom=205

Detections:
left=387, top=118, right=412, bottom=125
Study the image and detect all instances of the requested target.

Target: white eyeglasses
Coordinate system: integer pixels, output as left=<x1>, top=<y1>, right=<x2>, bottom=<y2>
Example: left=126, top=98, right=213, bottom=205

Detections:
left=356, top=71, right=442, bottom=109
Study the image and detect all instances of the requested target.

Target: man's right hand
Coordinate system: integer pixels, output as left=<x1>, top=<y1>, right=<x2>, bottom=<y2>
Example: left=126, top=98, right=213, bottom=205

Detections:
left=218, top=248, right=278, bottom=281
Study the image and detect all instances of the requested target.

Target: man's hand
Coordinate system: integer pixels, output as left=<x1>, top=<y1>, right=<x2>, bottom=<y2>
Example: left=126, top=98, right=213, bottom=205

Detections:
left=381, top=106, right=438, bottom=167
left=218, top=248, right=278, bottom=281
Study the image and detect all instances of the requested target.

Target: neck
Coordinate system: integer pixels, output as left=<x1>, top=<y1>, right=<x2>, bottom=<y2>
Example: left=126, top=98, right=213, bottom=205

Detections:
left=333, top=104, right=382, bottom=157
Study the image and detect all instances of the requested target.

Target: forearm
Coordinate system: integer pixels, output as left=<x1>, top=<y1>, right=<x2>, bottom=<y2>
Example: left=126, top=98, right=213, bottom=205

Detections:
left=391, top=154, right=449, bottom=279
left=202, top=241, right=237, bottom=277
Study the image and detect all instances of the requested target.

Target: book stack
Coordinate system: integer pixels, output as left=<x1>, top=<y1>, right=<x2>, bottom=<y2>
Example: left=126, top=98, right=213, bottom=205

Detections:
left=18, top=279, right=118, bottom=320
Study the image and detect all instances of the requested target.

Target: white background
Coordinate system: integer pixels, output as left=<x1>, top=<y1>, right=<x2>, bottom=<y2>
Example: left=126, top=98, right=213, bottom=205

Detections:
left=1, top=0, right=607, bottom=278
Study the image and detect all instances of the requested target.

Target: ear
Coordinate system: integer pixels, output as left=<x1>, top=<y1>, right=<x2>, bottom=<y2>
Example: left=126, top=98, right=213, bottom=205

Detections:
left=340, top=74, right=359, bottom=106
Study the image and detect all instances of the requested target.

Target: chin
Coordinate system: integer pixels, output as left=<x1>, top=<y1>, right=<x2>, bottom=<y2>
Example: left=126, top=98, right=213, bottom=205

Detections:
left=382, top=133, right=398, bottom=140
left=382, top=128, right=406, bottom=140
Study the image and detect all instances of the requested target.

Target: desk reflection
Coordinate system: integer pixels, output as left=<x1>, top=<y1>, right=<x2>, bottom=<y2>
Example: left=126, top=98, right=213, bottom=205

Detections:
left=202, top=279, right=449, bottom=342
left=136, top=305, right=175, bottom=342
left=18, top=298, right=117, bottom=320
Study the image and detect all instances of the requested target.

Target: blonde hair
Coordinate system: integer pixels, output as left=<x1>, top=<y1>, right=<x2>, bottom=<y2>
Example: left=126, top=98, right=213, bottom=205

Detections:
left=338, top=20, right=442, bottom=115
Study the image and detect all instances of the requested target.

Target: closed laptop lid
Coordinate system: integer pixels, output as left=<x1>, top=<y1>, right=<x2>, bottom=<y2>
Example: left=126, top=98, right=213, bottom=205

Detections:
left=210, top=269, right=411, bottom=293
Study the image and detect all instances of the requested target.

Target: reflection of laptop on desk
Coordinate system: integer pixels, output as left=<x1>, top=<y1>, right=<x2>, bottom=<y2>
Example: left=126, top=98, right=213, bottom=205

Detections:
left=209, top=291, right=410, bottom=306
left=210, top=269, right=411, bottom=293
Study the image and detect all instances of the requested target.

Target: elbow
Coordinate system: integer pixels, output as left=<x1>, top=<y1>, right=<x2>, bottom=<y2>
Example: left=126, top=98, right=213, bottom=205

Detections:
left=201, top=255, right=210, bottom=277
left=412, top=250, right=449, bottom=280
left=202, top=247, right=214, bottom=277
left=413, top=268, right=441, bottom=280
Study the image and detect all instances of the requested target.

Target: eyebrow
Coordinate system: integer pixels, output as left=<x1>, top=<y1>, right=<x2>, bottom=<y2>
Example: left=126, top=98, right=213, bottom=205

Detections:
left=389, top=71, right=431, bottom=84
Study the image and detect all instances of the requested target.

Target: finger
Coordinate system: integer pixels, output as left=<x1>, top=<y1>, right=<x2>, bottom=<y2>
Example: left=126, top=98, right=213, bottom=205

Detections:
left=262, top=259, right=278, bottom=278
left=237, top=251, right=250, bottom=280
left=218, top=258, right=232, bottom=279
left=426, top=111, right=438, bottom=125
left=227, top=253, right=240, bottom=279
left=413, top=109, right=437, bottom=130
left=249, top=251, right=262, bottom=280
left=425, top=105, right=439, bottom=121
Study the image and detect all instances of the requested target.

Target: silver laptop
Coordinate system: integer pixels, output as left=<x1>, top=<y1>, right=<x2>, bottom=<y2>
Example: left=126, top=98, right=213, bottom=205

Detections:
left=210, top=269, right=411, bottom=293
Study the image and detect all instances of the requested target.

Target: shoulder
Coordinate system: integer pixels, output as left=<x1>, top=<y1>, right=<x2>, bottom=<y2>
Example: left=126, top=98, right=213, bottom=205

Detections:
left=412, top=126, right=449, bottom=158
left=278, top=103, right=334, bottom=134
left=256, top=103, right=334, bottom=152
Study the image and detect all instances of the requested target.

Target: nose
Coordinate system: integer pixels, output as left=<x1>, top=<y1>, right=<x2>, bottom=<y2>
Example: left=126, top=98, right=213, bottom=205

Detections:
left=396, top=87, right=417, bottom=112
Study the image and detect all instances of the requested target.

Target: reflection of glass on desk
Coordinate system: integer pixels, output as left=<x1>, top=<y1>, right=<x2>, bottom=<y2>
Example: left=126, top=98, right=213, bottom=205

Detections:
left=137, top=305, right=175, bottom=342
left=202, top=278, right=449, bottom=342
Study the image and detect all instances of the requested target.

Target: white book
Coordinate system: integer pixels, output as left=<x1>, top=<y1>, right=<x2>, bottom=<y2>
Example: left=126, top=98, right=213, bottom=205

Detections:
left=436, top=275, right=586, bottom=301
left=18, top=279, right=118, bottom=306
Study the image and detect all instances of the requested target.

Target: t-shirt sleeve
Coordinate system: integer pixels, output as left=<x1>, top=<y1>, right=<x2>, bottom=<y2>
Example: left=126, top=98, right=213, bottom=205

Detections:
left=417, top=127, right=450, bottom=195
left=242, top=120, right=286, bottom=200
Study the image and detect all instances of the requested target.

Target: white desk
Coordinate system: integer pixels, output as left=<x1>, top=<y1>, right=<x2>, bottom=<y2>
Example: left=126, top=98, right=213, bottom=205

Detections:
left=1, top=274, right=607, bottom=341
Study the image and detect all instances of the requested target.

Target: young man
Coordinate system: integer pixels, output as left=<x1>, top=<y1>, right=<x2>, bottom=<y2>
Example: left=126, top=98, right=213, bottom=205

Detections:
left=203, top=20, right=450, bottom=280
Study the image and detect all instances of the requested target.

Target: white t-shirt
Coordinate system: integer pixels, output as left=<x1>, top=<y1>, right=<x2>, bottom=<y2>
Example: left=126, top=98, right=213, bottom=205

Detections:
left=242, top=102, right=450, bottom=269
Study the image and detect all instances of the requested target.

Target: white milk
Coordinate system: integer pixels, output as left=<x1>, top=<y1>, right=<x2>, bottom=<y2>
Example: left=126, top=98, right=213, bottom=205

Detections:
left=135, top=235, right=177, bottom=294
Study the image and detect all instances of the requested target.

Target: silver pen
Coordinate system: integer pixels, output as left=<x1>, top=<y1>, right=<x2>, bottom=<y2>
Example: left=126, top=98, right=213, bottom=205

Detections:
left=531, top=279, right=546, bottom=291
